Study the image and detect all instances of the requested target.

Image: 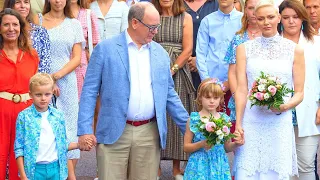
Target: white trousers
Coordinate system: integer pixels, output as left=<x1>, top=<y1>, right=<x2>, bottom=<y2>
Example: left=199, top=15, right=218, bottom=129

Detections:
left=292, top=126, right=319, bottom=180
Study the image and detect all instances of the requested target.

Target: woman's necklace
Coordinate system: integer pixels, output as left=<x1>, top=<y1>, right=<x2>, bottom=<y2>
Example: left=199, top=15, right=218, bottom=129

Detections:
left=195, top=4, right=205, bottom=19
left=247, top=28, right=260, bottom=38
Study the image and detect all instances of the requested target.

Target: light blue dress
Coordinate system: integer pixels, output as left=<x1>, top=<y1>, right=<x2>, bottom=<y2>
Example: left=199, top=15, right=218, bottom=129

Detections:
left=184, top=112, right=231, bottom=180
left=39, top=15, right=85, bottom=159
left=223, top=31, right=249, bottom=121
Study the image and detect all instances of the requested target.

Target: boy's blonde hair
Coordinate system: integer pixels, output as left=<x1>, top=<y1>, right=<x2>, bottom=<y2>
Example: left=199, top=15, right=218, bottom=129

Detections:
left=196, top=78, right=225, bottom=111
left=29, top=73, right=54, bottom=91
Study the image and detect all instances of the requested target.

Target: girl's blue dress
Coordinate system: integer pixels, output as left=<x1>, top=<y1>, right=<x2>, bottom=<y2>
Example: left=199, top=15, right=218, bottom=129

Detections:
left=184, top=112, right=232, bottom=180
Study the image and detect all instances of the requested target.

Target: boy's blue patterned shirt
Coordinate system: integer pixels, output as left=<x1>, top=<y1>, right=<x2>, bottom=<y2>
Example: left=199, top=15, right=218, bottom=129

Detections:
left=14, top=104, right=69, bottom=180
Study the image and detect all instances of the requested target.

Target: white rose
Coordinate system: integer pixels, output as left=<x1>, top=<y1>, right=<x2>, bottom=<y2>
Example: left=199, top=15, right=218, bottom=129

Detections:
left=216, top=130, right=222, bottom=135
left=218, top=134, right=224, bottom=140
left=201, top=117, right=209, bottom=123
left=258, top=84, right=266, bottom=92
left=276, top=79, right=281, bottom=85
left=264, top=93, right=270, bottom=100
left=268, top=76, right=277, bottom=81
left=259, top=79, right=267, bottom=84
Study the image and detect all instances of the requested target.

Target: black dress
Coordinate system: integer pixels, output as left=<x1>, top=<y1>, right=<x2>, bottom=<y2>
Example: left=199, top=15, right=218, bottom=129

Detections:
left=184, top=0, right=219, bottom=89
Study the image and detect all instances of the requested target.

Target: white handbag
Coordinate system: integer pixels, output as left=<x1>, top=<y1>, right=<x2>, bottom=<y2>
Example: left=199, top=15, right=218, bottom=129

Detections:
left=86, top=9, right=93, bottom=56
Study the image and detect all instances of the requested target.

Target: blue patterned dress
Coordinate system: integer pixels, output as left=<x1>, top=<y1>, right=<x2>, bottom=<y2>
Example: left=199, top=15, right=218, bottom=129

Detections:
left=223, top=32, right=249, bottom=121
left=30, top=23, right=51, bottom=73
left=184, top=112, right=231, bottom=180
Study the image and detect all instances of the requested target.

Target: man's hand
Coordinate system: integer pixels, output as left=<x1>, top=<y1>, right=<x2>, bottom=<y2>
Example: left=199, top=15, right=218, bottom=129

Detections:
left=78, top=134, right=97, bottom=151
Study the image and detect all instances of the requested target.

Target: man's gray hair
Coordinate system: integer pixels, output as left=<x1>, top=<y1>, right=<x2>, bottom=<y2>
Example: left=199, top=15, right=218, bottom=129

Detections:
left=128, top=2, right=154, bottom=22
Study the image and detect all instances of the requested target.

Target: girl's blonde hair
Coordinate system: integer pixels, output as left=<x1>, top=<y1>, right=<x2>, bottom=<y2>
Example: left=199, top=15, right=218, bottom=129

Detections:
left=196, top=78, right=225, bottom=111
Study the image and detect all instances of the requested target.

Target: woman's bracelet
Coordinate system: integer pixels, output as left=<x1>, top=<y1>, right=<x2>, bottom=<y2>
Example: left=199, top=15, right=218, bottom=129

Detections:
left=171, top=64, right=179, bottom=73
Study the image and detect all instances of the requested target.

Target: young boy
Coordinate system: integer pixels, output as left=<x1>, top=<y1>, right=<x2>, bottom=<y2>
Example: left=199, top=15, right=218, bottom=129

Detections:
left=14, top=73, right=86, bottom=180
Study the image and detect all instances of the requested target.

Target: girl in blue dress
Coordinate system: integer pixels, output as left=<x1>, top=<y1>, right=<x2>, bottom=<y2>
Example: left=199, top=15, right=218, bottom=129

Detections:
left=184, top=78, right=244, bottom=180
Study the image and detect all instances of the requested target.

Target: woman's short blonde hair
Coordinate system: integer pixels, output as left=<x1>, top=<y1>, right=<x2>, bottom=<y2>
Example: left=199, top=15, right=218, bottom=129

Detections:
left=29, top=73, right=54, bottom=91
left=255, top=0, right=279, bottom=13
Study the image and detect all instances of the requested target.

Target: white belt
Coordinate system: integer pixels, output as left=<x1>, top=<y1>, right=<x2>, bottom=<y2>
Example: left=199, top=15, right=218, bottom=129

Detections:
left=0, top=92, right=31, bottom=103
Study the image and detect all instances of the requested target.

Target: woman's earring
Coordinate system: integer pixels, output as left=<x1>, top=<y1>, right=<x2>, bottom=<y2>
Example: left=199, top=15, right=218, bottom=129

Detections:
left=281, top=25, right=284, bottom=32
left=301, top=24, right=304, bottom=31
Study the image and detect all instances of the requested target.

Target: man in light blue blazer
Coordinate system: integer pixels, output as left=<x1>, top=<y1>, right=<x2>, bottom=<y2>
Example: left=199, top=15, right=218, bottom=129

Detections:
left=77, top=2, right=189, bottom=180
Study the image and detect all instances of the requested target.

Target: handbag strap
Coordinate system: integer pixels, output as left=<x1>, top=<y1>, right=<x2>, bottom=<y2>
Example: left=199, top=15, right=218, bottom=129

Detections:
left=86, top=9, right=93, bottom=56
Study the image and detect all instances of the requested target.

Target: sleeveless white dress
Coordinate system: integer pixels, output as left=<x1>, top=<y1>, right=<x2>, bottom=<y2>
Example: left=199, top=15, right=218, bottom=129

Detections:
left=233, top=34, right=298, bottom=180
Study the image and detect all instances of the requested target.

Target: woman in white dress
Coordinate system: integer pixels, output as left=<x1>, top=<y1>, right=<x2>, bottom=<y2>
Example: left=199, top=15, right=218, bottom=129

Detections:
left=233, top=0, right=305, bottom=179
left=278, top=1, right=320, bottom=179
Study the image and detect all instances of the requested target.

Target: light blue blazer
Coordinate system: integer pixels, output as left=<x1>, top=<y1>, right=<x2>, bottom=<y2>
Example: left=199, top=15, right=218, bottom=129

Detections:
left=77, top=32, right=189, bottom=149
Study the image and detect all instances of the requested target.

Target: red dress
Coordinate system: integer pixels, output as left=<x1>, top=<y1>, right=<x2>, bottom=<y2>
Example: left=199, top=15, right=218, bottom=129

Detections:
left=0, top=49, right=39, bottom=180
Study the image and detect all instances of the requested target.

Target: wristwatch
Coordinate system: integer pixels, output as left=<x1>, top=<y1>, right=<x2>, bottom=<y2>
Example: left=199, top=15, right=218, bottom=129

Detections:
left=171, top=64, right=179, bottom=73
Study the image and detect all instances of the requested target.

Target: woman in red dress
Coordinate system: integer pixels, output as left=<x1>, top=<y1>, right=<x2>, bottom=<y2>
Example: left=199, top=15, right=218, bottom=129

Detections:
left=0, top=8, right=39, bottom=180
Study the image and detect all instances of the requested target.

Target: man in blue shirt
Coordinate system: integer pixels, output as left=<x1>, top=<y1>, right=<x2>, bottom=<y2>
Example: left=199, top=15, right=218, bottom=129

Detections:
left=196, top=0, right=243, bottom=88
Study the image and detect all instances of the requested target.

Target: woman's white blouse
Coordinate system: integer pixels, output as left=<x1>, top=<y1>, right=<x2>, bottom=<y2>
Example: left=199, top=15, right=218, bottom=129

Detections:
left=295, top=34, right=320, bottom=137
left=90, top=0, right=129, bottom=40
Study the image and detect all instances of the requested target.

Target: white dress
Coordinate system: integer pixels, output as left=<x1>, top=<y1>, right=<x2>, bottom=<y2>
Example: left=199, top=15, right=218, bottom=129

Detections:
left=233, top=34, right=298, bottom=180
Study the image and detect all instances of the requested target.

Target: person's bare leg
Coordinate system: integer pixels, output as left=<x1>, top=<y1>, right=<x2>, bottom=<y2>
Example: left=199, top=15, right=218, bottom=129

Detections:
left=67, top=160, right=76, bottom=180
left=173, top=159, right=182, bottom=176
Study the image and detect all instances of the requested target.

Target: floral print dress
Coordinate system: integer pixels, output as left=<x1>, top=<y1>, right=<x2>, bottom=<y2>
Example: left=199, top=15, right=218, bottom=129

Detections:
left=223, top=32, right=249, bottom=121
left=184, top=112, right=232, bottom=180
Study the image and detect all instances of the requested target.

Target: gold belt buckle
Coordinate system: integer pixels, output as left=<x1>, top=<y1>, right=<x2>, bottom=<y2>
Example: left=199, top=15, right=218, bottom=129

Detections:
left=12, top=94, right=22, bottom=103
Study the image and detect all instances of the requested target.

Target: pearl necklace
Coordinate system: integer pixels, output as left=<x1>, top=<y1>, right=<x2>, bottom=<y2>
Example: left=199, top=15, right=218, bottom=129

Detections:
left=247, top=29, right=260, bottom=38
left=195, top=4, right=204, bottom=19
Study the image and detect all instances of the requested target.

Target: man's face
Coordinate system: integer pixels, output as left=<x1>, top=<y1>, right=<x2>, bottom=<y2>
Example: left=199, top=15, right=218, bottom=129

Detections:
left=305, top=0, right=320, bottom=25
left=133, top=7, right=161, bottom=46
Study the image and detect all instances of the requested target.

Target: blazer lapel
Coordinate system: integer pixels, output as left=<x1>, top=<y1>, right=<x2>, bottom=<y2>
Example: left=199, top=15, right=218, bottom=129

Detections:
left=149, top=42, right=158, bottom=83
left=116, top=32, right=130, bottom=81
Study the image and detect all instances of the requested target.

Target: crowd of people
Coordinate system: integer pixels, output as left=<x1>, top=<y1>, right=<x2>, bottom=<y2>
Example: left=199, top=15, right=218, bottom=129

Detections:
left=0, top=0, right=319, bottom=180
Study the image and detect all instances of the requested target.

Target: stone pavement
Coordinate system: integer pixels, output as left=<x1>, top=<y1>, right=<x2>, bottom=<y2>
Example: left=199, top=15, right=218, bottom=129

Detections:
left=76, top=148, right=234, bottom=180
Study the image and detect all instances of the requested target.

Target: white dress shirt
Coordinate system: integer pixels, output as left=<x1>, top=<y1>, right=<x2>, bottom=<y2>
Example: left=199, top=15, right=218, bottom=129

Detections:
left=125, top=30, right=155, bottom=121
left=36, top=110, right=58, bottom=163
